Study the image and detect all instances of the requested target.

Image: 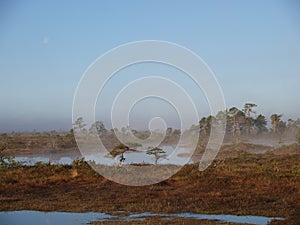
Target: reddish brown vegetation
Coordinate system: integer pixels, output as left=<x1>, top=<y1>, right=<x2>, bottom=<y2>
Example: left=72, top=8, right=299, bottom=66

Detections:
left=0, top=146, right=299, bottom=224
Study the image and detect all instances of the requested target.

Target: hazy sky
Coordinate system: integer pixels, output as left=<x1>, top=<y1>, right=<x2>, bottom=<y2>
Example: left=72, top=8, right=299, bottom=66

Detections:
left=0, top=0, right=300, bottom=132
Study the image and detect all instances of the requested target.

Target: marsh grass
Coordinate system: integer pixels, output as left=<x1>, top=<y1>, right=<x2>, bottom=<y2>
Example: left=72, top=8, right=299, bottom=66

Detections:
left=0, top=144, right=299, bottom=224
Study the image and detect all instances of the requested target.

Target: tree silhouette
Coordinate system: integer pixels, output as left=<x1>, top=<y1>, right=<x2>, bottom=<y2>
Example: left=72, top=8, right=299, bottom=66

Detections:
left=146, top=147, right=167, bottom=165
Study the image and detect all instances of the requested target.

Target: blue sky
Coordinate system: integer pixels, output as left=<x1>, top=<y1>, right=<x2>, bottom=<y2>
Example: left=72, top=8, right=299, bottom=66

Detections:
left=0, top=0, right=300, bottom=132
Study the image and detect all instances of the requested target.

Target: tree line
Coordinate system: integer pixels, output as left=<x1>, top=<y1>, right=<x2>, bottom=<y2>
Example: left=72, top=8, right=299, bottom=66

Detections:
left=73, top=103, right=300, bottom=140
left=198, top=103, right=300, bottom=136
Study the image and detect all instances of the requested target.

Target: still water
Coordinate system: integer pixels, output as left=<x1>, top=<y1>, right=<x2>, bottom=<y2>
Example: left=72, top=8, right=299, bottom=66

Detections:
left=0, top=210, right=284, bottom=225
left=14, top=146, right=193, bottom=166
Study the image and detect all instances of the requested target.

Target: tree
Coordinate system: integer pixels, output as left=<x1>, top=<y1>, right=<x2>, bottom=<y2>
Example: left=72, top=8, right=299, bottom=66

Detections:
left=206, top=115, right=215, bottom=129
left=277, top=120, right=287, bottom=134
left=215, top=111, right=226, bottom=127
left=270, top=114, right=282, bottom=133
left=89, top=121, right=106, bottom=135
left=172, top=129, right=181, bottom=135
left=199, top=115, right=215, bottom=136
left=254, top=114, right=268, bottom=134
left=242, top=103, right=257, bottom=135
left=243, top=103, right=257, bottom=118
left=109, top=143, right=130, bottom=157
left=287, top=118, right=300, bottom=134
left=109, top=143, right=139, bottom=164
left=244, top=117, right=253, bottom=135
left=61, top=129, right=76, bottom=148
left=227, top=107, right=245, bottom=136
left=73, top=117, right=86, bottom=133
left=146, top=147, right=167, bottom=165
left=199, top=117, right=208, bottom=135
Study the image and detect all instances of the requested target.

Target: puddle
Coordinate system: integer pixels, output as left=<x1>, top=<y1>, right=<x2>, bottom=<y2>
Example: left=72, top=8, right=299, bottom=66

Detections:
left=0, top=210, right=284, bottom=225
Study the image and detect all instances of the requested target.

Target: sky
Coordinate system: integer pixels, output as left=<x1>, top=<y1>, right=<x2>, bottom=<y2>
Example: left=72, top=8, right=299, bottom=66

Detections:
left=0, top=0, right=300, bottom=132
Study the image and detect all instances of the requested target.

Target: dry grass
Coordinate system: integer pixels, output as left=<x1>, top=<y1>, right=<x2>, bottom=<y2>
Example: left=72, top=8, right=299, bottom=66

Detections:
left=0, top=146, right=299, bottom=224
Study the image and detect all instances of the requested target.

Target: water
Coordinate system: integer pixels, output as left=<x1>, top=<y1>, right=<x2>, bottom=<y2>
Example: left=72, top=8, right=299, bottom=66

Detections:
left=0, top=211, right=284, bottom=225
left=13, top=142, right=277, bottom=167
left=13, top=146, right=193, bottom=166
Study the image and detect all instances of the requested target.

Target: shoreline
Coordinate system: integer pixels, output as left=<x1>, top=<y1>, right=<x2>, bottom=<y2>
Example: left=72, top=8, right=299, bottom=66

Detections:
left=1, top=147, right=299, bottom=224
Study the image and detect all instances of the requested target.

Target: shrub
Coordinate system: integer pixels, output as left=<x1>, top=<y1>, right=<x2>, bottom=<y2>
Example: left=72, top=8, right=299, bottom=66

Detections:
left=0, top=142, right=22, bottom=170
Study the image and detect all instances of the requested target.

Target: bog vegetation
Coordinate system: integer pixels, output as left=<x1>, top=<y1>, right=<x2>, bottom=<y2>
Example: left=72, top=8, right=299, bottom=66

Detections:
left=1, top=103, right=300, bottom=224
